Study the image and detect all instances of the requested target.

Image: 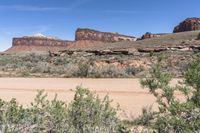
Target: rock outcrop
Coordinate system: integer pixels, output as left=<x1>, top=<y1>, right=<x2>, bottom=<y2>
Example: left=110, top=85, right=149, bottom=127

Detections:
left=53, top=49, right=132, bottom=57
left=75, top=28, right=136, bottom=42
left=173, top=17, right=200, bottom=33
left=141, top=32, right=165, bottom=40
left=137, top=47, right=167, bottom=53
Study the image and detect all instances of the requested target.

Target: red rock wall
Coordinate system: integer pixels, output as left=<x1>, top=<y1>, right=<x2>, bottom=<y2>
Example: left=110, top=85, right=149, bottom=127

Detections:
left=12, top=37, right=73, bottom=47
left=75, top=28, right=136, bottom=42
left=173, top=18, right=200, bottom=33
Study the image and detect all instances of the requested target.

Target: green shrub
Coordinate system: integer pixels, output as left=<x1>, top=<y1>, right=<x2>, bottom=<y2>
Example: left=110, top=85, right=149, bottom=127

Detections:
left=54, top=57, right=69, bottom=66
left=125, top=66, right=143, bottom=76
left=89, top=65, right=127, bottom=78
left=0, top=87, right=126, bottom=133
left=133, top=106, right=155, bottom=127
left=31, top=62, right=51, bottom=73
left=184, top=55, right=200, bottom=107
left=20, top=70, right=30, bottom=77
left=136, top=54, right=200, bottom=132
left=67, top=87, right=124, bottom=132
left=76, top=62, right=90, bottom=77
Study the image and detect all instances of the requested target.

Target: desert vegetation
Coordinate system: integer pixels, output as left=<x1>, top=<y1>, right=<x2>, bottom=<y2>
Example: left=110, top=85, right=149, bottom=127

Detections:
left=0, top=50, right=194, bottom=78
left=0, top=54, right=200, bottom=132
left=131, top=54, right=200, bottom=132
left=0, top=53, right=144, bottom=78
left=0, top=87, right=129, bottom=133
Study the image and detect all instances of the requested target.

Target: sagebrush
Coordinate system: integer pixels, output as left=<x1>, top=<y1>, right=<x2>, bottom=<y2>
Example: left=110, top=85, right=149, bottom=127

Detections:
left=0, top=87, right=128, bottom=133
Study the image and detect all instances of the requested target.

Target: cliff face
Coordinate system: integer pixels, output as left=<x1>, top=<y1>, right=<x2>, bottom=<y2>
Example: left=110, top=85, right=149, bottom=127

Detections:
left=173, top=18, right=200, bottom=33
left=75, top=28, right=136, bottom=42
left=7, top=28, right=137, bottom=53
left=6, top=36, right=74, bottom=53
left=12, top=37, right=73, bottom=47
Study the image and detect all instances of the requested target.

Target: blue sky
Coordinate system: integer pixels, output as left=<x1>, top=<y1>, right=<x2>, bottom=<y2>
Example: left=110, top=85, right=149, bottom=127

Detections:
left=0, top=0, right=200, bottom=51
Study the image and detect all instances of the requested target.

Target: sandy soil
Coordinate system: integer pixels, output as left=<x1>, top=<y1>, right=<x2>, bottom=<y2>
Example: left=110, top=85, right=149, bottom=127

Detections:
left=0, top=78, right=182, bottom=119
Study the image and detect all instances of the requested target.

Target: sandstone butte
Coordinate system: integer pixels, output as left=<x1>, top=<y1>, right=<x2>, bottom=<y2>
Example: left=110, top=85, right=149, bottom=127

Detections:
left=5, top=28, right=137, bottom=53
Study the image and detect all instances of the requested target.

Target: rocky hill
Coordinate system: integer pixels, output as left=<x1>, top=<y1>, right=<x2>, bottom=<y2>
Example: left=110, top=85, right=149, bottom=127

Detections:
left=173, top=17, right=200, bottom=33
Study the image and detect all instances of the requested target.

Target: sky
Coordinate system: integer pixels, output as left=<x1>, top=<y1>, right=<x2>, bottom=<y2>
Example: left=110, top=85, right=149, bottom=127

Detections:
left=0, top=0, right=200, bottom=51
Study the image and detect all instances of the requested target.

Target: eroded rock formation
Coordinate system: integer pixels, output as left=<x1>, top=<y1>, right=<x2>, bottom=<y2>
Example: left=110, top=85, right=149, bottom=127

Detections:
left=173, top=17, right=200, bottom=33
left=75, top=28, right=136, bottom=42
left=141, top=32, right=164, bottom=39
left=7, top=28, right=138, bottom=53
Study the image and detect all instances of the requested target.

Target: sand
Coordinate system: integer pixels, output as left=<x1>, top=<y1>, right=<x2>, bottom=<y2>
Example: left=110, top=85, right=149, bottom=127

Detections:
left=0, top=78, right=182, bottom=119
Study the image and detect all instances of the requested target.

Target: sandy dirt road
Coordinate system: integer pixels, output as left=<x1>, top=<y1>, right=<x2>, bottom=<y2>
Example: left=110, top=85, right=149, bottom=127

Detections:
left=0, top=78, right=182, bottom=119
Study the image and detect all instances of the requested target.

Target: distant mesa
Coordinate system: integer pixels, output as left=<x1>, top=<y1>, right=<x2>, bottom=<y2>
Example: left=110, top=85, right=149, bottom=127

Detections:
left=75, top=28, right=137, bottom=42
left=173, top=17, right=200, bottom=33
left=12, top=34, right=72, bottom=47
left=141, top=32, right=166, bottom=40
left=12, top=28, right=137, bottom=48
left=6, top=28, right=137, bottom=53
